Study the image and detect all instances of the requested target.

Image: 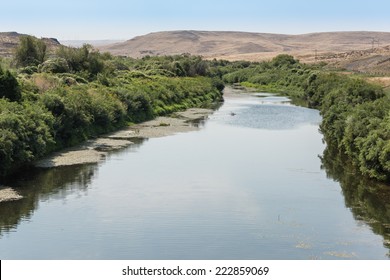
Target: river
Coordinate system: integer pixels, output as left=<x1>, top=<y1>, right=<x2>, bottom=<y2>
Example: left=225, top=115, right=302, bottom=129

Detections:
left=0, top=88, right=389, bottom=259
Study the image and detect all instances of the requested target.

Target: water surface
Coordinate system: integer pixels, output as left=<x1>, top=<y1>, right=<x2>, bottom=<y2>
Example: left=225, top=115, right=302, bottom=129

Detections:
left=0, top=90, right=389, bottom=259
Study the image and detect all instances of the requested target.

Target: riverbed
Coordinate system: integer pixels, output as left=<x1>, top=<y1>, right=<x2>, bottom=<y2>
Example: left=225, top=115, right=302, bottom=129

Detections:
left=0, top=88, right=389, bottom=259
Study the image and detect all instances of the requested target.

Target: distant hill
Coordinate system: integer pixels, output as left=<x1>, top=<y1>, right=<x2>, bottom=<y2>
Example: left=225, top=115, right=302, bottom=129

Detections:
left=60, top=40, right=124, bottom=48
left=98, top=30, right=390, bottom=72
left=0, top=32, right=61, bottom=57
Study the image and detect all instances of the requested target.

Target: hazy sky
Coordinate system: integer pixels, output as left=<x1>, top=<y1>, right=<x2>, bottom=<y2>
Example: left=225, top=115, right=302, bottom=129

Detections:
left=1, top=0, right=389, bottom=40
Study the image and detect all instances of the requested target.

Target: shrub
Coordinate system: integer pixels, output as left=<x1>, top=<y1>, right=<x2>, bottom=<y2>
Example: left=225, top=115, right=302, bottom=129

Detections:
left=0, top=66, right=21, bottom=101
left=113, top=89, right=154, bottom=122
left=39, top=58, right=70, bottom=73
left=0, top=99, right=54, bottom=175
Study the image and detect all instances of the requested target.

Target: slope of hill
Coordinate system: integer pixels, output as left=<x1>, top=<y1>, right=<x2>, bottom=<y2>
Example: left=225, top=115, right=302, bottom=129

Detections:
left=318, top=45, right=390, bottom=74
left=0, top=32, right=61, bottom=57
left=99, top=30, right=390, bottom=62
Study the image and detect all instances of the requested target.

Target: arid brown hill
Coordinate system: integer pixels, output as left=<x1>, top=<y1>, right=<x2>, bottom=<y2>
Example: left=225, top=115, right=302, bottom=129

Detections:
left=99, top=30, right=390, bottom=62
left=98, top=30, right=390, bottom=74
left=0, top=32, right=61, bottom=57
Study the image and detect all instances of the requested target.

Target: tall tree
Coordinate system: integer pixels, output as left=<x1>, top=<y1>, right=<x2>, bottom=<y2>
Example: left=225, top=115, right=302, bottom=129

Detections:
left=14, top=35, right=47, bottom=67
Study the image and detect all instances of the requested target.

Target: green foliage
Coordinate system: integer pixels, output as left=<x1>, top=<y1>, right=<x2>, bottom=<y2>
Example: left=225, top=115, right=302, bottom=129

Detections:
left=0, top=66, right=21, bottom=101
left=271, top=54, right=298, bottom=68
left=40, top=87, right=127, bottom=146
left=14, top=36, right=47, bottom=67
left=19, top=66, right=38, bottom=75
left=211, top=77, right=225, bottom=92
left=221, top=55, right=310, bottom=97
left=0, top=53, right=224, bottom=176
left=113, top=89, right=153, bottom=122
left=112, top=74, right=221, bottom=119
left=56, top=45, right=106, bottom=78
left=304, top=72, right=389, bottom=181
left=129, top=55, right=210, bottom=77
left=0, top=99, right=54, bottom=175
left=38, top=58, right=70, bottom=73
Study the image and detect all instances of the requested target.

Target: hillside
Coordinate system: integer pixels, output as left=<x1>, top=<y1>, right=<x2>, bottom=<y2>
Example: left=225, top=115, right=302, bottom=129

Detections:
left=0, top=32, right=61, bottom=57
left=99, top=30, right=390, bottom=60
left=318, top=45, right=390, bottom=74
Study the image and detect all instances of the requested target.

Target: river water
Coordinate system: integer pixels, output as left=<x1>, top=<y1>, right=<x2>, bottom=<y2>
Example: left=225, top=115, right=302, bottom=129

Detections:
left=0, top=89, right=389, bottom=259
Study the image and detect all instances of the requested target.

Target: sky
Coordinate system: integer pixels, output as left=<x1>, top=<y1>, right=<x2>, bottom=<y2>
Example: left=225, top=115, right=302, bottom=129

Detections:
left=1, top=0, right=390, bottom=40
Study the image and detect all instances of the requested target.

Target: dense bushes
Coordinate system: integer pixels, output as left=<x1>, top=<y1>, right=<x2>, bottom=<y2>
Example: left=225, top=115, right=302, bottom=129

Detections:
left=36, top=74, right=221, bottom=149
left=111, top=74, right=221, bottom=116
left=0, top=49, right=223, bottom=176
left=56, top=45, right=108, bottom=79
left=130, top=55, right=210, bottom=77
left=39, top=58, right=70, bottom=74
left=40, top=87, right=127, bottom=147
left=305, top=73, right=390, bottom=181
left=221, top=55, right=312, bottom=97
left=0, top=66, right=21, bottom=101
left=0, top=100, right=54, bottom=175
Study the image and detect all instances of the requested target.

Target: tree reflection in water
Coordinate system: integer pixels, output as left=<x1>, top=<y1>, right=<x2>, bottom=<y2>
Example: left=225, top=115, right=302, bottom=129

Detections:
left=0, top=138, right=147, bottom=236
left=0, top=164, right=97, bottom=235
left=321, top=143, right=390, bottom=257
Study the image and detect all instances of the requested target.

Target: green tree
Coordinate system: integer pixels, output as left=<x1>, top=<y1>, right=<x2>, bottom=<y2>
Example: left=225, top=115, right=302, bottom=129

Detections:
left=271, top=54, right=298, bottom=68
left=14, top=35, right=47, bottom=67
left=0, top=66, right=21, bottom=101
left=56, top=44, right=105, bottom=77
left=0, top=99, right=54, bottom=175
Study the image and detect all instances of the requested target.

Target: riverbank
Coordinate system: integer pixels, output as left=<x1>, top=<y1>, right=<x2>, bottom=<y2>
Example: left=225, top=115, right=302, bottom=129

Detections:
left=34, top=107, right=214, bottom=168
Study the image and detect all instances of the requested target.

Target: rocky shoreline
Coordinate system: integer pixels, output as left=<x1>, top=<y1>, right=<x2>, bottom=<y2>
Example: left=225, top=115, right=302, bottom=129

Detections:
left=34, top=107, right=214, bottom=168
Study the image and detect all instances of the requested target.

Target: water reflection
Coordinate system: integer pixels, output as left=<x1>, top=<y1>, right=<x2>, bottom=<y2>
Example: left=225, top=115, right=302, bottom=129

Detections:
left=213, top=93, right=321, bottom=130
left=0, top=165, right=96, bottom=235
left=321, top=141, right=390, bottom=256
left=0, top=139, right=147, bottom=236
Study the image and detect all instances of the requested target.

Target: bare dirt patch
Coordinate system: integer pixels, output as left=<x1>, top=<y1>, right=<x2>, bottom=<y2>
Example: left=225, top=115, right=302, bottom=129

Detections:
left=366, top=77, right=390, bottom=88
left=35, top=108, right=214, bottom=168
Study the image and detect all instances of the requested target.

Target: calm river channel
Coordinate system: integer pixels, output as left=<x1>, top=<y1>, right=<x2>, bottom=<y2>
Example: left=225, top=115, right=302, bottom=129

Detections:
left=0, top=88, right=389, bottom=259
